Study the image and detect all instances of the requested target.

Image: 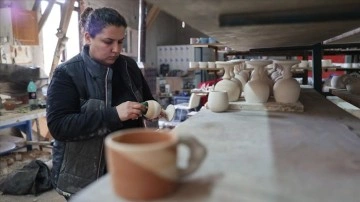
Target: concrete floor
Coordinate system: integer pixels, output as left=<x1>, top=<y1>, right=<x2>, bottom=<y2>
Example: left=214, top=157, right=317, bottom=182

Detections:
left=1, top=189, right=65, bottom=202
left=0, top=132, right=65, bottom=202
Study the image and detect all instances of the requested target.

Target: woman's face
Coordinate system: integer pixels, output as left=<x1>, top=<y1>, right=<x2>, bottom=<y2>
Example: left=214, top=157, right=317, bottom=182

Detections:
left=85, top=25, right=126, bottom=66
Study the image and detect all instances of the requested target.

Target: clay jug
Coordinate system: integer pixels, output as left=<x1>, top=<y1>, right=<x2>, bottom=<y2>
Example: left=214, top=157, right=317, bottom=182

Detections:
left=231, top=59, right=249, bottom=92
left=273, top=60, right=301, bottom=103
left=214, top=62, right=241, bottom=102
left=344, top=72, right=360, bottom=95
left=244, top=60, right=272, bottom=103
left=330, top=75, right=346, bottom=89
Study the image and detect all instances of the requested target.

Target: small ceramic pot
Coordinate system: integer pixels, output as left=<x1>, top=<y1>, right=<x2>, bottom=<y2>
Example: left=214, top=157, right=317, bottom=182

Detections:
left=208, top=62, right=216, bottom=68
left=142, top=100, right=175, bottom=121
left=3, top=99, right=16, bottom=110
left=189, top=62, right=199, bottom=68
left=207, top=91, right=229, bottom=112
left=330, top=75, right=346, bottom=89
left=199, top=62, right=208, bottom=69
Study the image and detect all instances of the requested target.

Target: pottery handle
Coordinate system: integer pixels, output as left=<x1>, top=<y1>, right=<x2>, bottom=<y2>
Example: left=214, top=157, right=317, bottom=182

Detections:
left=178, top=136, right=207, bottom=178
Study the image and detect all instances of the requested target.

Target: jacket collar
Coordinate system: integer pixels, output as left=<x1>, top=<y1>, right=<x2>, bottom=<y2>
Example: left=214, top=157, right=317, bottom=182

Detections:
left=81, top=45, right=109, bottom=79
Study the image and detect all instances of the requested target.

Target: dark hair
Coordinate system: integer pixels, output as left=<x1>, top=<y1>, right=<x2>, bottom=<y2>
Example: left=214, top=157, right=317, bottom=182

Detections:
left=79, top=7, right=94, bottom=31
left=80, top=7, right=127, bottom=38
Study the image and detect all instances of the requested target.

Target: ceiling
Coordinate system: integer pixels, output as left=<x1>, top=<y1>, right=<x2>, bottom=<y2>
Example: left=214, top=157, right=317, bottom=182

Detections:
left=145, top=0, right=360, bottom=51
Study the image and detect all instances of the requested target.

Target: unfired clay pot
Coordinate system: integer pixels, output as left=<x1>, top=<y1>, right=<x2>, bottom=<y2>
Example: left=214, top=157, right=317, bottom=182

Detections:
left=231, top=59, right=249, bottom=91
left=273, top=60, right=301, bottom=103
left=330, top=75, right=346, bottom=89
left=244, top=60, right=272, bottom=103
left=207, top=91, right=229, bottom=112
left=143, top=100, right=175, bottom=121
left=214, top=62, right=241, bottom=102
left=343, top=72, right=360, bottom=95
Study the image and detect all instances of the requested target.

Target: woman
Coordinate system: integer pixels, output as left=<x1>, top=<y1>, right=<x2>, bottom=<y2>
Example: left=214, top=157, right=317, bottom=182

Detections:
left=46, top=7, right=156, bottom=199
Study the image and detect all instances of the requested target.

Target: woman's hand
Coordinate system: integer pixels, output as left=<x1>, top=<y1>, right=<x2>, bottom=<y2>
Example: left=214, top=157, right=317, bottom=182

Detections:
left=116, top=101, right=146, bottom=121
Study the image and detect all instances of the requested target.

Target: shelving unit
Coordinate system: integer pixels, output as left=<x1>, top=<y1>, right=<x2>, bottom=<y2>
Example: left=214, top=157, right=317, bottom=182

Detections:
left=147, top=0, right=360, bottom=95
left=191, top=43, right=227, bottom=61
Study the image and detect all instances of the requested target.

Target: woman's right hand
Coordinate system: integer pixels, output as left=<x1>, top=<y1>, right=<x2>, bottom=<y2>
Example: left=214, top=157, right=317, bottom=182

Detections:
left=116, top=101, right=146, bottom=121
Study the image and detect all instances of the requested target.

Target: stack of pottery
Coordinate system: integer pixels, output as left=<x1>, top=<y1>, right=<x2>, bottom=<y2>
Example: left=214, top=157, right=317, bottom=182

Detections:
left=230, top=59, right=249, bottom=92
left=243, top=60, right=273, bottom=103
left=343, top=72, right=360, bottom=95
left=269, top=63, right=283, bottom=82
left=214, top=61, right=241, bottom=102
left=272, top=60, right=301, bottom=103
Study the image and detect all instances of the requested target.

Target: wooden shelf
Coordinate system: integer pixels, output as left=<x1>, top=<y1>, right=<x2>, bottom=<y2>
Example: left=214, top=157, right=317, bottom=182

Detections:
left=187, top=67, right=223, bottom=71
left=191, top=43, right=226, bottom=48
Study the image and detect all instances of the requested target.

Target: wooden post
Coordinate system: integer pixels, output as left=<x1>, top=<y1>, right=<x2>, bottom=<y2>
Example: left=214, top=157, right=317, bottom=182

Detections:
left=38, top=0, right=56, bottom=32
left=146, top=6, right=160, bottom=29
left=49, top=0, right=76, bottom=79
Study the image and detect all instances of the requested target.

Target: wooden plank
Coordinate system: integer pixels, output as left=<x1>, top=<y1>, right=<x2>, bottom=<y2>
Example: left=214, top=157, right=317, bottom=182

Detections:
left=229, top=97, right=304, bottom=112
left=38, top=0, right=56, bottom=31
left=146, top=6, right=160, bottom=29
left=32, top=0, right=41, bottom=11
left=330, top=88, right=360, bottom=108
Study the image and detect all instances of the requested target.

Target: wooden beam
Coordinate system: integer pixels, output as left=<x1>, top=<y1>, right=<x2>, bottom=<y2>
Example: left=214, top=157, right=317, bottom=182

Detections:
left=146, top=6, right=160, bottom=29
left=38, top=0, right=56, bottom=32
left=32, top=0, right=41, bottom=11
left=323, top=28, right=360, bottom=44
left=49, top=0, right=76, bottom=78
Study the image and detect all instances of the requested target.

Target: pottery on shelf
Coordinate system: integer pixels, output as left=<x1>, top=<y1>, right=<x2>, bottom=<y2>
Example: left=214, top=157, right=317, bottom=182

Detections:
left=330, top=75, right=347, bottom=89
left=269, top=63, right=283, bottom=82
left=244, top=60, right=273, bottom=103
left=273, top=60, right=301, bottom=103
left=142, top=100, right=175, bottom=121
left=207, top=91, right=229, bottom=112
left=343, top=72, right=360, bottom=95
left=231, top=59, right=249, bottom=90
left=214, top=61, right=241, bottom=102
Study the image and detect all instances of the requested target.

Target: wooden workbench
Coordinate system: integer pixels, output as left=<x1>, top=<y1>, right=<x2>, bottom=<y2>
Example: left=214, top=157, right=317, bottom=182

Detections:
left=0, top=107, right=46, bottom=153
left=71, top=88, right=360, bottom=202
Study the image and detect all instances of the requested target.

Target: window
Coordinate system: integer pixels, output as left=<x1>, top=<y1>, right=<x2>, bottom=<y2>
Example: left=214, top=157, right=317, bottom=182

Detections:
left=40, top=0, right=80, bottom=76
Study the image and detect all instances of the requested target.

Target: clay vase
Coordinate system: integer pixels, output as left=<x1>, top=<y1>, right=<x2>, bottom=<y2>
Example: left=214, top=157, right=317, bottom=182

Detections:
left=344, top=72, right=360, bottom=95
left=269, top=63, right=283, bottom=82
left=330, top=75, right=346, bottom=89
left=142, top=100, right=175, bottom=121
left=207, top=91, right=229, bottom=112
left=231, top=59, right=249, bottom=92
left=3, top=99, right=16, bottom=110
left=214, top=62, right=241, bottom=102
left=273, top=60, right=301, bottom=103
left=244, top=60, right=273, bottom=103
